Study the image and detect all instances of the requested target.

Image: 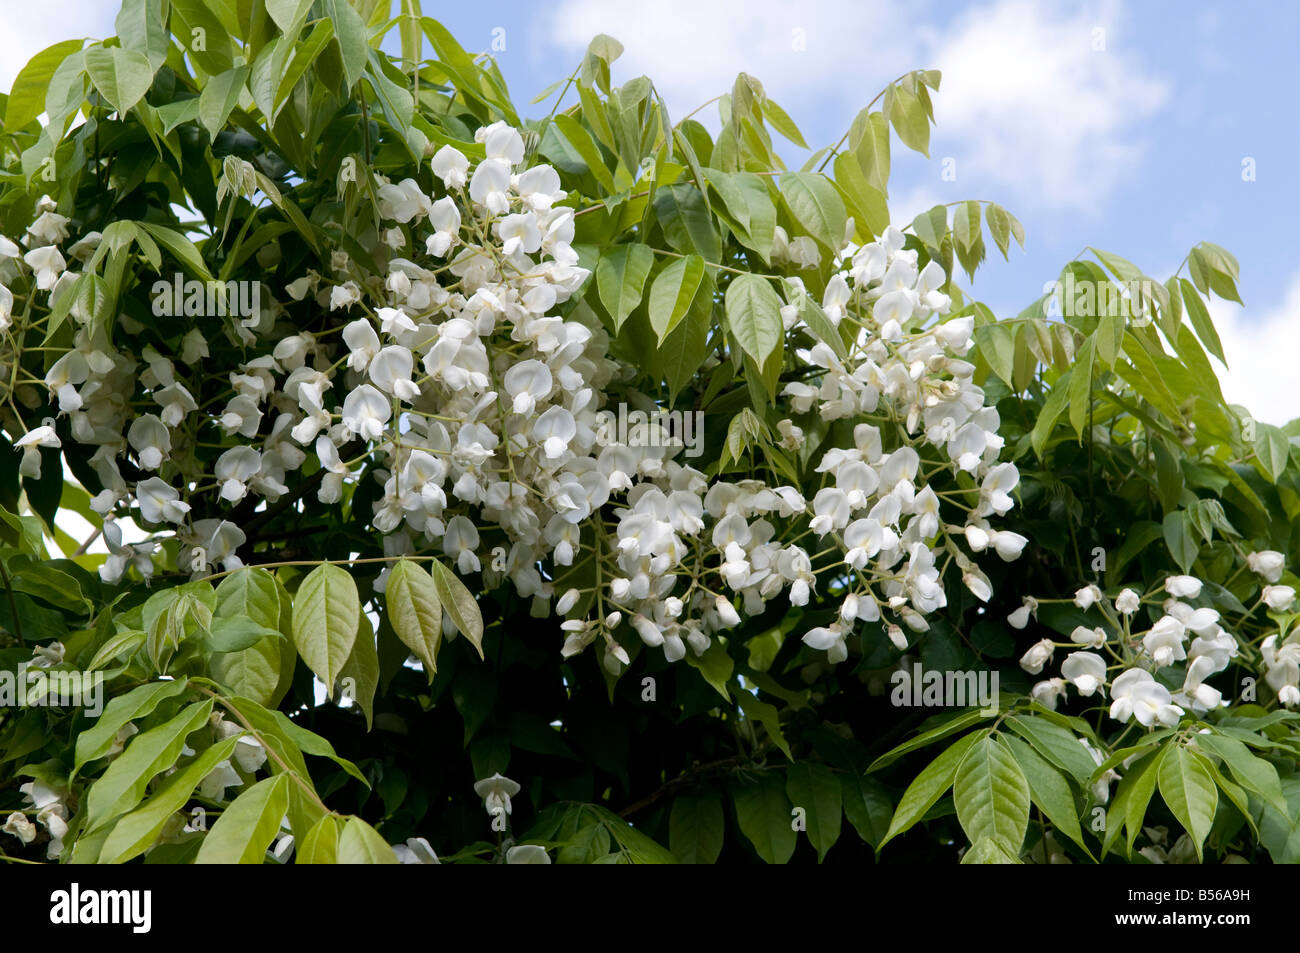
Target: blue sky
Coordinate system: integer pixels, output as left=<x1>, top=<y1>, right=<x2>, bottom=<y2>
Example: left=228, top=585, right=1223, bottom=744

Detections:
left=3, top=0, right=1297, bottom=422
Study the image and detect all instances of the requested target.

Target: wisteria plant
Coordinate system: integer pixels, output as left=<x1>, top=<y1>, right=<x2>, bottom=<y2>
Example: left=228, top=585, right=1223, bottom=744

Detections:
left=0, top=0, right=1297, bottom=865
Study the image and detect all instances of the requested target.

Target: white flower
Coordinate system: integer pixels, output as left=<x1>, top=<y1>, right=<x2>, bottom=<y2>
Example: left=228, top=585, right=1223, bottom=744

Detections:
left=430, top=145, right=470, bottom=190
left=504, top=359, right=552, bottom=415
left=1247, top=550, right=1285, bottom=583
left=1007, top=596, right=1037, bottom=630
left=1030, top=677, right=1068, bottom=710
left=473, top=772, right=520, bottom=817
left=3, top=812, right=35, bottom=845
left=506, top=844, right=551, bottom=864
left=1143, top=615, right=1187, bottom=667
left=478, top=121, right=525, bottom=165
left=1164, top=575, right=1203, bottom=599
left=369, top=346, right=420, bottom=401
left=329, top=281, right=361, bottom=310
left=199, top=760, right=243, bottom=801
left=135, top=477, right=191, bottom=524
left=802, top=622, right=848, bottom=664
left=393, top=837, right=440, bottom=864
left=1115, top=588, right=1141, bottom=615
left=341, top=384, right=391, bottom=441
left=15, top=425, right=59, bottom=478
left=127, top=414, right=171, bottom=470
left=1263, top=585, right=1296, bottom=612
left=1020, top=638, right=1054, bottom=675
left=1109, top=669, right=1183, bottom=727
left=1069, top=625, right=1106, bottom=650
left=215, top=446, right=262, bottom=502
left=377, top=178, right=433, bottom=223
left=23, top=246, right=65, bottom=289
left=425, top=196, right=461, bottom=256
left=1061, top=651, right=1106, bottom=696
left=469, top=158, right=512, bottom=215
left=444, top=515, right=481, bottom=574
left=496, top=213, right=541, bottom=256
left=1073, top=584, right=1103, bottom=610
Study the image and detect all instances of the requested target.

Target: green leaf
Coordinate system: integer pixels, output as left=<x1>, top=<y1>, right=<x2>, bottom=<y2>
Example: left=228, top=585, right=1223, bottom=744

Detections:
left=1102, top=749, right=1160, bottom=858
left=553, top=114, right=616, bottom=194
left=850, top=109, right=890, bottom=194
left=1157, top=745, right=1217, bottom=862
left=833, top=152, right=889, bottom=240
left=197, top=64, right=249, bottom=140
left=1001, top=717, right=1097, bottom=787
left=97, top=736, right=239, bottom=864
left=763, top=98, right=808, bottom=148
left=206, top=615, right=282, bottom=654
left=879, top=730, right=982, bottom=849
left=195, top=775, right=291, bottom=864
left=868, top=708, right=993, bottom=773
left=115, top=0, right=169, bottom=71
left=596, top=243, right=654, bottom=332
left=337, top=816, right=400, bottom=863
left=338, top=608, right=378, bottom=730
left=886, top=82, right=930, bottom=156
left=1068, top=335, right=1096, bottom=438
left=275, top=19, right=335, bottom=117
left=74, top=678, right=190, bottom=774
left=85, top=699, right=214, bottom=831
left=1162, top=511, right=1199, bottom=573
left=4, top=39, right=85, bottom=130
left=297, top=814, right=344, bottom=864
left=841, top=774, right=892, bottom=848
left=652, top=184, right=721, bottom=262
left=733, top=688, right=792, bottom=760
left=669, top=791, right=724, bottom=864
left=731, top=172, right=777, bottom=262
left=385, top=559, right=443, bottom=679
left=786, top=762, right=842, bottom=861
left=1030, top=369, right=1073, bottom=458
left=725, top=273, right=784, bottom=367
left=291, top=563, right=360, bottom=689
left=657, top=274, right=713, bottom=399
left=1254, top=423, right=1291, bottom=483
left=429, top=559, right=484, bottom=658
left=779, top=172, right=847, bottom=253
left=136, top=222, right=214, bottom=282
left=1177, top=278, right=1226, bottom=366
left=911, top=204, right=948, bottom=252
left=267, top=0, right=315, bottom=34
left=84, top=46, right=155, bottom=115
left=732, top=773, right=796, bottom=864
left=1195, top=733, right=1288, bottom=815
left=974, top=322, right=1015, bottom=388
left=683, top=638, right=733, bottom=702
left=953, top=735, right=1030, bottom=855
left=1003, top=735, right=1090, bottom=857
left=648, top=254, right=705, bottom=341
left=325, top=0, right=369, bottom=92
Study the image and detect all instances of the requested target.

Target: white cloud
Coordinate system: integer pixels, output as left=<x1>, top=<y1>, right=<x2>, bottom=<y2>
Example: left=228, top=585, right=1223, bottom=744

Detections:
left=546, top=0, right=1168, bottom=214
left=544, top=0, right=916, bottom=131
left=0, top=2, right=116, bottom=92
left=928, top=0, right=1167, bottom=212
left=1207, top=277, right=1300, bottom=426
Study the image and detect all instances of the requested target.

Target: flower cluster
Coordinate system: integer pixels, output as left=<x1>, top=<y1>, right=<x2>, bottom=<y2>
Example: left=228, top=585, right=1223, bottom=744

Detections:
left=1, top=123, right=1028, bottom=672
left=1016, top=550, right=1296, bottom=727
